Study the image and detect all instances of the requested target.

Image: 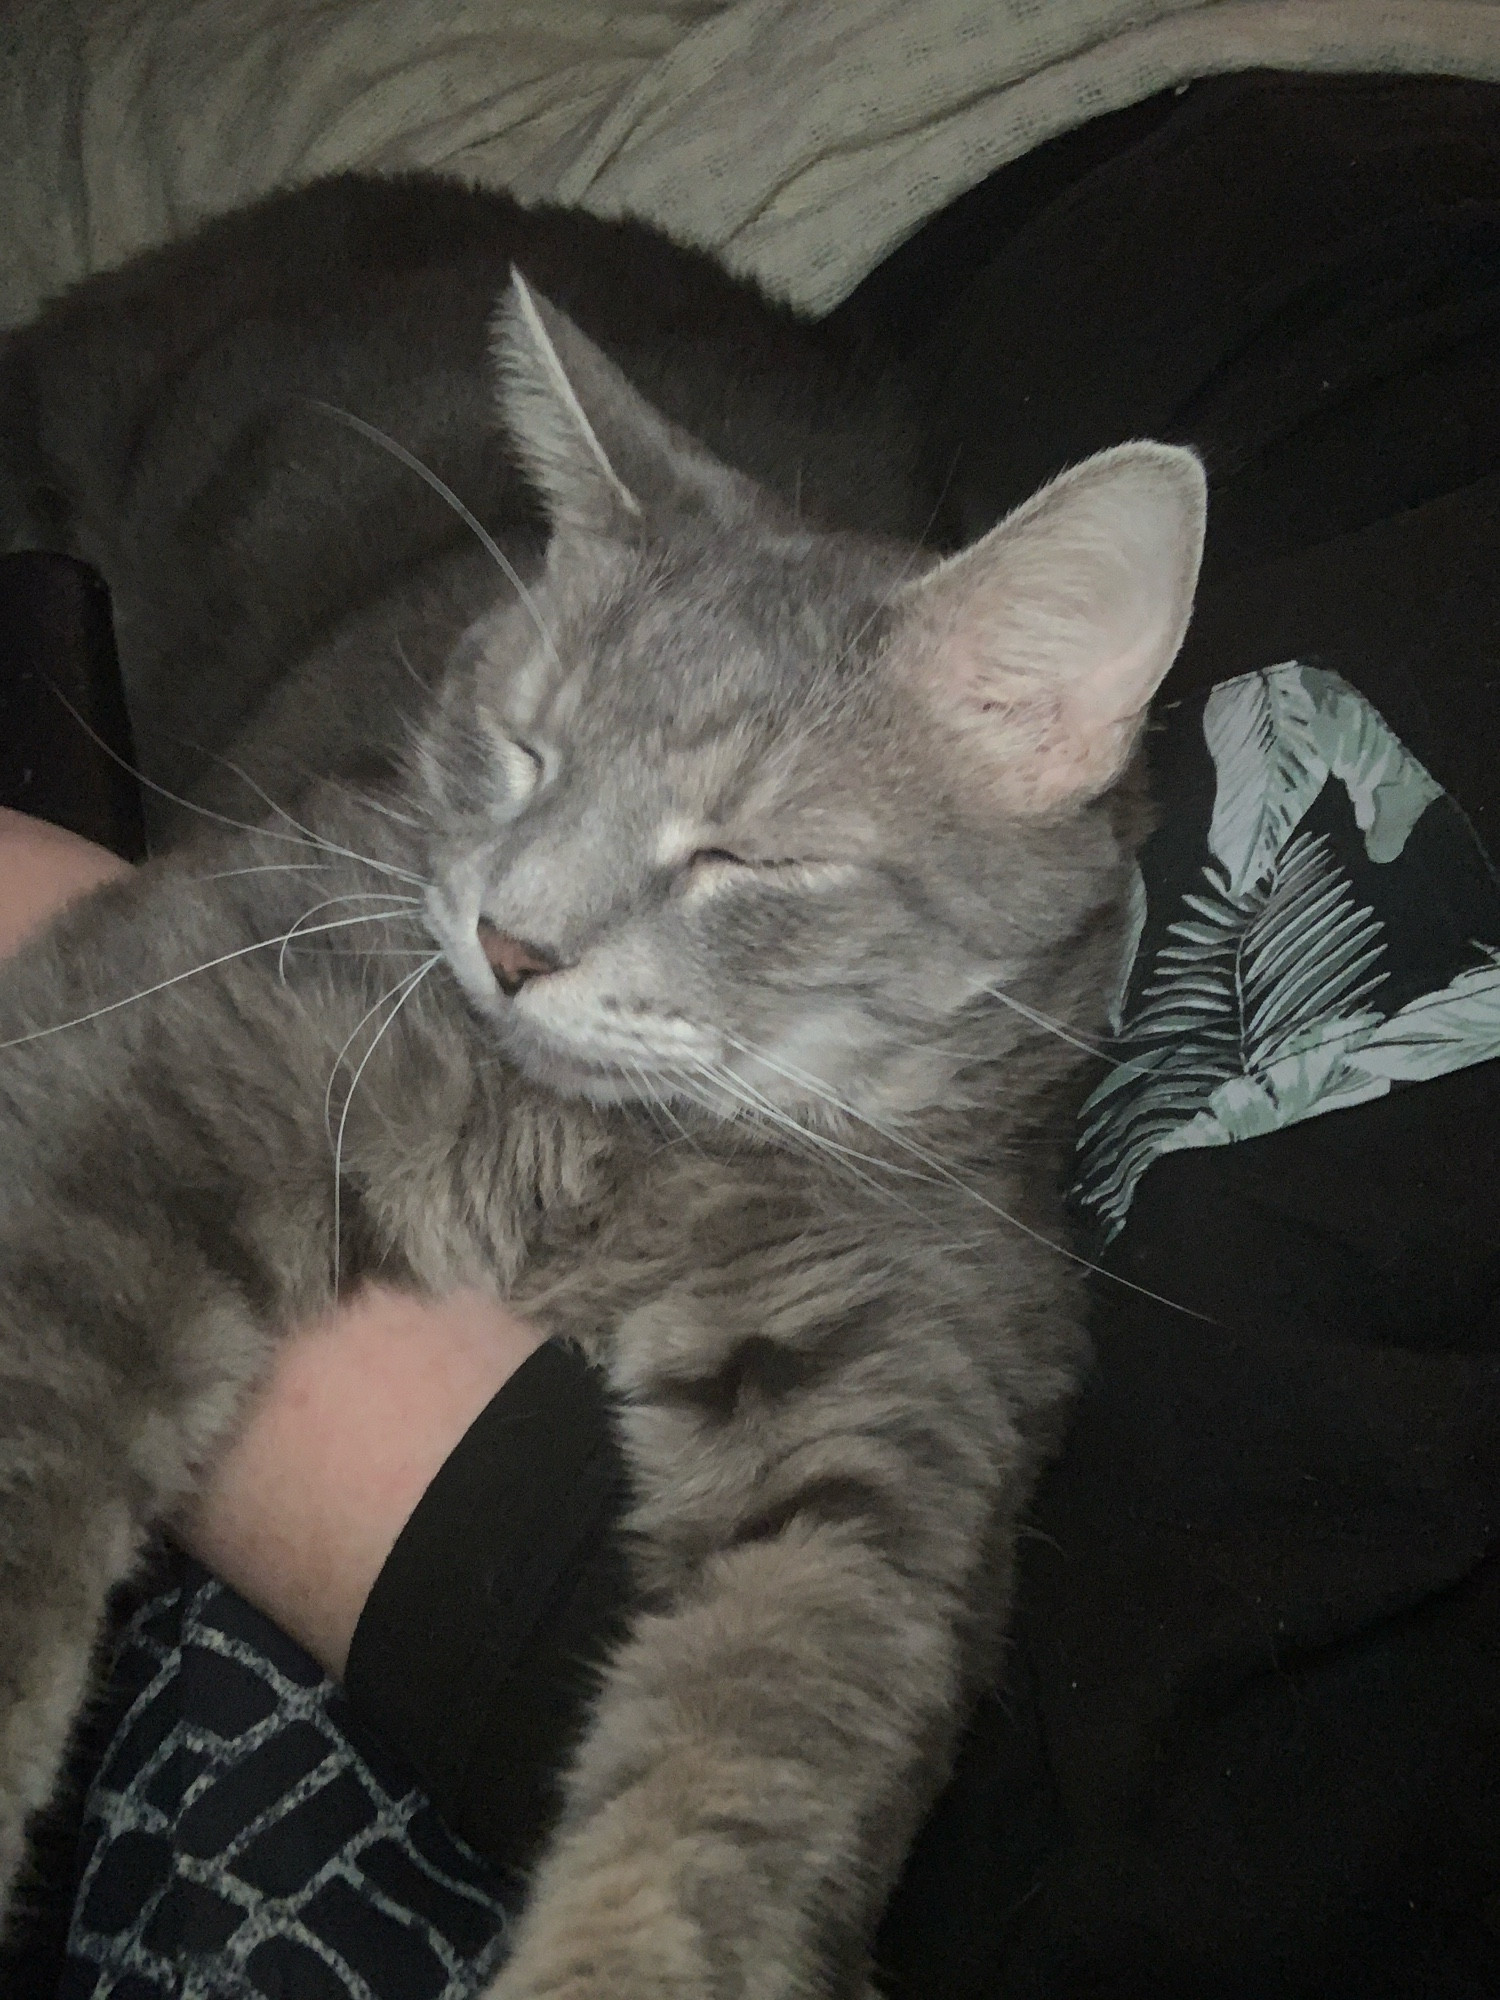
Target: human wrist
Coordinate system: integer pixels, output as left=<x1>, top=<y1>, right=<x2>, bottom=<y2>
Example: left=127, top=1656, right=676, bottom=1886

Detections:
left=176, top=1285, right=543, bottom=1679
left=0, top=807, right=130, bottom=952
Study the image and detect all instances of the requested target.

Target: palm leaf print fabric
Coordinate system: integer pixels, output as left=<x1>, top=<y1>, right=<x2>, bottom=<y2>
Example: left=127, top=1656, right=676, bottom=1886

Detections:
left=1074, top=664, right=1500, bottom=1240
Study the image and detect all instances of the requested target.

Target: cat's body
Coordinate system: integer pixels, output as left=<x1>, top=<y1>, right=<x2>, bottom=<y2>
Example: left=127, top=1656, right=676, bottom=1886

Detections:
left=0, top=175, right=1205, bottom=1998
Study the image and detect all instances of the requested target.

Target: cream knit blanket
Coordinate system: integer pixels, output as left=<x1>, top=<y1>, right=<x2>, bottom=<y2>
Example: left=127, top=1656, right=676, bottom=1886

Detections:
left=5, top=0, right=1500, bottom=328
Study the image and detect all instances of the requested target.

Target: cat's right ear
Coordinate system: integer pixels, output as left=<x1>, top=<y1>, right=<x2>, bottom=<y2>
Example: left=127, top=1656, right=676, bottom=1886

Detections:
left=492, top=272, right=760, bottom=537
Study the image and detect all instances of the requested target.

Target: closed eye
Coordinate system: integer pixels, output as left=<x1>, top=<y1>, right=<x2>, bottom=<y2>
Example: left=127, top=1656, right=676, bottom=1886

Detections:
left=677, top=850, right=864, bottom=901
left=687, top=848, right=804, bottom=874
left=490, top=731, right=546, bottom=805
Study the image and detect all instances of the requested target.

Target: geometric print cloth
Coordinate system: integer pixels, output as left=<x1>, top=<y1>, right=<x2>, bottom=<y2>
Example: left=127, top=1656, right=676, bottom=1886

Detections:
left=60, top=1559, right=515, bottom=2000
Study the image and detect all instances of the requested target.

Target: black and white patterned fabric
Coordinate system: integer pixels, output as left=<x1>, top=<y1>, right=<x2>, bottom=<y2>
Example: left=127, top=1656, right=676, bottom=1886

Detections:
left=61, top=1559, right=515, bottom=2000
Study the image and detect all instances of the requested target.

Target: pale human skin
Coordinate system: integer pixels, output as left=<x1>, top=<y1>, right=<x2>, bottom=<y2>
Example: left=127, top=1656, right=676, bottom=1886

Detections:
left=0, top=806, right=541, bottom=1678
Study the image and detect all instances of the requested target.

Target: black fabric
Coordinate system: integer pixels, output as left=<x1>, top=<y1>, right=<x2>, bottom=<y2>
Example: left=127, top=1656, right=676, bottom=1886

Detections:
left=344, top=1340, right=632, bottom=1885
left=833, top=87, right=1186, bottom=359
left=840, top=70, right=1500, bottom=571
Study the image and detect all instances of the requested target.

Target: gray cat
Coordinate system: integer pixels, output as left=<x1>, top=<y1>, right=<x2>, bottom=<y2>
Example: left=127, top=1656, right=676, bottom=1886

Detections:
left=0, top=175, right=1205, bottom=1999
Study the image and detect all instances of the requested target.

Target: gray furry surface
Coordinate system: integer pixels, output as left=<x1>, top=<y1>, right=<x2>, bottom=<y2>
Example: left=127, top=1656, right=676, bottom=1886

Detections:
left=0, top=174, right=1205, bottom=1999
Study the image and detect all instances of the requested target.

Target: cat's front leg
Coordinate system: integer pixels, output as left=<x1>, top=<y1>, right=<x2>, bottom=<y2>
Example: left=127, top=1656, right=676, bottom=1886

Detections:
left=485, top=1534, right=965, bottom=2000
left=488, top=1264, right=1034, bottom=2000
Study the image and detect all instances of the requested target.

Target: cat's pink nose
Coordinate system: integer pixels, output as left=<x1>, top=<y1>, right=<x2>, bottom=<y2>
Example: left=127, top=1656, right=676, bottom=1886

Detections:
left=476, top=921, right=560, bottom=995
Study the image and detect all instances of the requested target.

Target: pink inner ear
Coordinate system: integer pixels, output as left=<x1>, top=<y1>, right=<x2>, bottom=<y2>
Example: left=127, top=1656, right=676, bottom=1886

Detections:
left=925, top=589, right=1162, bottom=813
left=900, top=444, right=1206, bottom=813
left=1005, top=702, right=1145, bottom=815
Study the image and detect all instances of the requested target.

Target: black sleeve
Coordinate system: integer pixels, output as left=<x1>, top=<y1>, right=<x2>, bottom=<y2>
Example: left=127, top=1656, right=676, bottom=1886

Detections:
left=343, top=1339, right=635, bottom=1883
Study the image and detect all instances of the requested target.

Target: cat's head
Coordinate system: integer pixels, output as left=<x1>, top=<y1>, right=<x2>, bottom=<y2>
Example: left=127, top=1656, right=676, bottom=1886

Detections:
left=418, top=275, right=1205, bottom=1123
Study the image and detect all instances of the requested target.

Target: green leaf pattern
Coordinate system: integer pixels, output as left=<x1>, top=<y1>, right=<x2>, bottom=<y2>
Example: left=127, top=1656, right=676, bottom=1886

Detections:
left=1204, top=666, right=1328, bottom=894
left=1074, top=664, right=1500, bottom=1238
left=1297, top=664, right=1445, bottom=864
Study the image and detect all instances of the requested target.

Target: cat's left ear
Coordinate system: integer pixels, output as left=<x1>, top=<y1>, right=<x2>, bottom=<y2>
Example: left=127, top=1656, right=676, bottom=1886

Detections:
left=892, top=443, right=1207, bottom=815
left=491, top=271, right=761, bottom=537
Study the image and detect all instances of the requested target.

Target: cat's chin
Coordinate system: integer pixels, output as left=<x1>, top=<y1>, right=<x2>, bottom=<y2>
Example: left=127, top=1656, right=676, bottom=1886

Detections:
left=510, top=1044, right=734, bottom=1118
left=506, top=1043, right=654, bottom=1107
left=496, top=1010, right=724, bottom=1110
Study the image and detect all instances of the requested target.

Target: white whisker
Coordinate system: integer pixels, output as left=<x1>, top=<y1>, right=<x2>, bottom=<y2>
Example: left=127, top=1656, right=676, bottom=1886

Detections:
left=301, top=399, right=559, bottom=668
left=165, top=727, right=430, bottom=843
left=323, top=962, right=432, bottom=1148
left=42, top=681, right=427, bottom=886
left=392, top=635, right=427, bottom=693
left=337, top=788, right=423, bottom=830
left=191, top=744, right=430, bottom=887
left=651, top=1087, right=703, bottom=1155
left=276, top=892, right=425, bottom=982
left=983, top=985, right=1210, bottom=1079
left=329, top=954, right=441, bottom=1289
left=0, top=911, right=434, bottom=1051
left=684, top=1054, right=943, bottom=1227
left=188, top=863, right=333, bottom=885
left=625, top=1060, right=690, bottom=1152
left=704, top=1055, right=937, bottom=1185
left=984, top=988, right=1124, bottom=1065
left=717, top=1029, right=1210, bottom=1321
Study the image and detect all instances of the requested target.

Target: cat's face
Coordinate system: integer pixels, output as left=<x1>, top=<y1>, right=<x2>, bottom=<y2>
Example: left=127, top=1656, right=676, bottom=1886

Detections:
left=422, top=533, right=1012, bottom=1119
left=418, top=279, right=1207, bottom=1123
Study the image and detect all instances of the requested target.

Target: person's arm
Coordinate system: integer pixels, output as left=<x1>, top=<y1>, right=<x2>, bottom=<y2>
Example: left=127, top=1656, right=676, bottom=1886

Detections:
left=0, top=808, right=541, bottom=1680
left=177, top=1281, right=541, bottom=1677
left=0, top=807, right=132, bottom=949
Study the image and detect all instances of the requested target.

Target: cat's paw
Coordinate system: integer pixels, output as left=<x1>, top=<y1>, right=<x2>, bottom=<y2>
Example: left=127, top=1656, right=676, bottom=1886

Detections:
left=482, top=1856, right=719, bottom=2000
left=479, top=1841, right=883, bottom=2000
left=483, top=1928, right=706, bottom=2000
